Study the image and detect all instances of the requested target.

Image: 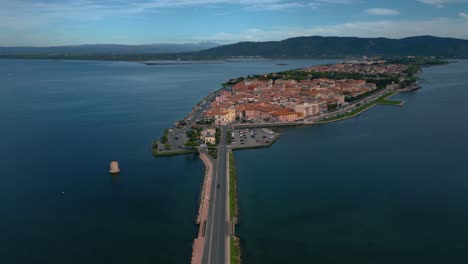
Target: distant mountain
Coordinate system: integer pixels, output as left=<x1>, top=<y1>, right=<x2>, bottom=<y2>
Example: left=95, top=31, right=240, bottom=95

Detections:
left=194, top=36, right=468, bottom=58
left=3, top=36, right=468, bottom=60
left=0, top=42, right=220, bottom=55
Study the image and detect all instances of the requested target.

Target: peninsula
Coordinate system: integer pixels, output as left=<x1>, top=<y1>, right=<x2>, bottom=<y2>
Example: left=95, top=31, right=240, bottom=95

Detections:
left=152, top=57, right=448, bottom=264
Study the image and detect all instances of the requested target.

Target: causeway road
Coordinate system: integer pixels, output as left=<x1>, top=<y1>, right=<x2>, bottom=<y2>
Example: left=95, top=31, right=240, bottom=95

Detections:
left=202, top=126, right=229, bottom=264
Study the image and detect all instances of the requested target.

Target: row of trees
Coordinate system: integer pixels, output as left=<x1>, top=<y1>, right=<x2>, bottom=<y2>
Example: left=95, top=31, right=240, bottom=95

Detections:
left=161, top=129, right=169, bottom=144
left=185, top=128, right=202, bottom=148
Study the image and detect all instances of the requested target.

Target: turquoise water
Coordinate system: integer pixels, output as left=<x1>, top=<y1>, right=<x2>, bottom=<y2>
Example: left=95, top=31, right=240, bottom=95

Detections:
left=235, top=60, right=468, bottom=263
left=0, top=59, right=334, bottom=263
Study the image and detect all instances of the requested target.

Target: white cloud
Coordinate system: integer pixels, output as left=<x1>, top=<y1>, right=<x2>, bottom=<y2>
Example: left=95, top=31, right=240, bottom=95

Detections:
left=136, top=0, right=354, bottom=11
left=417, top=0, right=468, bottom=8
left=0, top=0, right=356, bottom=20
left=366, top=8, right=400, bottom=16
left=460, top=12, right=468, bottom=18
left=0, top=0, right=356, bottom=30
left=244, top=2, right=307, bottom=11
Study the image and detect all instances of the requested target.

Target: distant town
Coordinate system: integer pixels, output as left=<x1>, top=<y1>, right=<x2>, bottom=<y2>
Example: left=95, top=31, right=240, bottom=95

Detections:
left=202, top=61, right=406, bottom=125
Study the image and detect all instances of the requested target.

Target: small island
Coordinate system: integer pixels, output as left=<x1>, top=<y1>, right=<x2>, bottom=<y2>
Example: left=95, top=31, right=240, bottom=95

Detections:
left=153, top=57, right=447, bottom=158
left=153, top=57, right=448, bottom=264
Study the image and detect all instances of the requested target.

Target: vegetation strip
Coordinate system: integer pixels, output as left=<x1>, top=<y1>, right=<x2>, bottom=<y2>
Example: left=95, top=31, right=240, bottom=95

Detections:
left=230, top=236, right=241, bottom=264
left=228, top=152, right=238, bottom=223
left=228, top=152, right=241, bottom=263
left=377, top=99, right=404, bottom=106
left=153, top=149, right=196, bottom=157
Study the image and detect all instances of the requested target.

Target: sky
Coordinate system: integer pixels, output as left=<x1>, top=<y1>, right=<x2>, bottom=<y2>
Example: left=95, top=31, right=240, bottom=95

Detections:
left=1, top=0, right=468, bottom=46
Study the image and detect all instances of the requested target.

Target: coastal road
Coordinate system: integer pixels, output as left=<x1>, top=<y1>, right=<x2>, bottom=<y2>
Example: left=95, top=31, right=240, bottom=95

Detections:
left=305, top=88, right=390, bottom=122
left=202, top=126, right=229, bottom=264
left=171, top=90, right=219, bottom=146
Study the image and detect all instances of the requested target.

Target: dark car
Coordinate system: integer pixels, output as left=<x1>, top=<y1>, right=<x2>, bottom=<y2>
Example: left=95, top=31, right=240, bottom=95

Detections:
left=217, top=184, right=221, bottom=189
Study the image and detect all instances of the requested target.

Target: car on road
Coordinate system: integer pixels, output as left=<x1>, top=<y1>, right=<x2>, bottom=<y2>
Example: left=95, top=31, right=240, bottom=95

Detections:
left=217, top=184, right=221, bottom=189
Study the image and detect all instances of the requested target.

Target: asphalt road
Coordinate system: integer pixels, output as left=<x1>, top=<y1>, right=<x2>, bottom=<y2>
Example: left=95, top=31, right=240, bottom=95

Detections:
left=202, top=126, right=228, bottom=264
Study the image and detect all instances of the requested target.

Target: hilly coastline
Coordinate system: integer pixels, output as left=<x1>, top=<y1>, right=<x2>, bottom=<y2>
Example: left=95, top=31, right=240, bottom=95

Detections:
left=195, top=36, right=468, bottom=58
left=1, top=36, right=468, bottom=60
left=0, top=42, right=219, bottom=56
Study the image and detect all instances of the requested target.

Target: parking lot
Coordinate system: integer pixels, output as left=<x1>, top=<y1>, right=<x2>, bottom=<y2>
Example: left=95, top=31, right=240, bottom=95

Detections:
left=230, top=128, right=281, bottom=149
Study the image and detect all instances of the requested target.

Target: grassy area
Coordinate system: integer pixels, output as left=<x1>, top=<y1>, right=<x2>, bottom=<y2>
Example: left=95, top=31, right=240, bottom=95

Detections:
left=228, top=152, right=238, bottom=223
left=228, top=152, right=241, bottom=263
left=152, top=148, right=196, bottom=157
left=318, top=92, right=397, bottom=123
left=377, top=99, right=403, bottom=106
left=230, top=236, right=241, bottom=264
left=376, top=92, right=403, bottom=106
left=151, top=142, right=196, bottom=157
left=161, top=128, right=169, bottom=144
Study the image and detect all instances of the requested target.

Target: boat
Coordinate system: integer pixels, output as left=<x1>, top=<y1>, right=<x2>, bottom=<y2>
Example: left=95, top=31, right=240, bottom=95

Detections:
left=109, top=161, right=120, bottom=174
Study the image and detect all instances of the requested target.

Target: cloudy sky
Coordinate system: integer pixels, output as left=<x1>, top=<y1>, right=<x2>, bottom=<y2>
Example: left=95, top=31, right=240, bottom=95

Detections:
left=1, top=0, right=468, bottom=46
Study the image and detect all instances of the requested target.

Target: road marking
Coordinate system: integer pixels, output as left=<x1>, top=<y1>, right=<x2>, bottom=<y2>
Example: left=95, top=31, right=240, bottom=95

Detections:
left=206, top=148, right=221, bottom=264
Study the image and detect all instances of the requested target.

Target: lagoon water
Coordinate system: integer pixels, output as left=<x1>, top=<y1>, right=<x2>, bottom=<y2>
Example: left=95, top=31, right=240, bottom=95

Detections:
left=0, top=59, right=334, bottom=263
left=236, top=60, right=468, bottom=264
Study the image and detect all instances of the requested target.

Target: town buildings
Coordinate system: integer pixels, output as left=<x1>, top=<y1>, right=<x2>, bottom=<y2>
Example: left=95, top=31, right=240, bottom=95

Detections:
left=292, top=102, right=327, bottom=117
left=201, top=128, right=216, bottom=144
left=201, top=62, right=406, bottom=126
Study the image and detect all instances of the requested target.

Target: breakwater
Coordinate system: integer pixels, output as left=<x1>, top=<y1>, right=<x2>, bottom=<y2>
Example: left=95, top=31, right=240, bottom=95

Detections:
left=191, top=150, right=214, bottom=264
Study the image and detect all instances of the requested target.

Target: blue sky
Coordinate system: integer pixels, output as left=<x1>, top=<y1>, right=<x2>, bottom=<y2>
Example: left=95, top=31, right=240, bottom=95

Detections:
left=1, top=0, right=468, bottom=46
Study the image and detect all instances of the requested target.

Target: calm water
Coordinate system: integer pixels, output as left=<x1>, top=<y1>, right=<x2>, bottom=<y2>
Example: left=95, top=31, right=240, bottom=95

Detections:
left=236, top=60, right=468, bottom=264
left=0, top=59, right=334, bottom=263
